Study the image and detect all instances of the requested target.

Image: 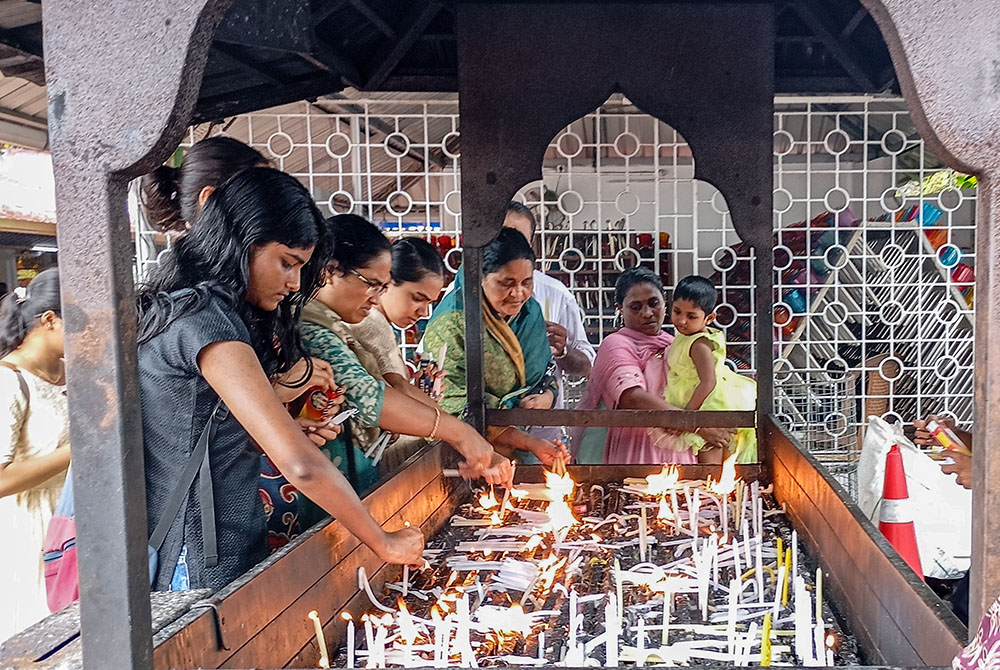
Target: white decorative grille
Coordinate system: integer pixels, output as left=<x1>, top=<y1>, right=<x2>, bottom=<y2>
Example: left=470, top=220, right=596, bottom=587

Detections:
left=135, top=93, right=977, bottom=485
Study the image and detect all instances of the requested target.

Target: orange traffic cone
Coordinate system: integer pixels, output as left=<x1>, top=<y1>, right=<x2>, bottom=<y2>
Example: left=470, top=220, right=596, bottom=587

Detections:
left=879, top=444, right=923, bottom=578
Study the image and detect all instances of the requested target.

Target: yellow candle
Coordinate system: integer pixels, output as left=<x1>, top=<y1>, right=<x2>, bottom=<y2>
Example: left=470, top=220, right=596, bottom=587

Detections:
left=760, top=613, right=773, bottom=666
left=781, top=548, right=792, bottom=607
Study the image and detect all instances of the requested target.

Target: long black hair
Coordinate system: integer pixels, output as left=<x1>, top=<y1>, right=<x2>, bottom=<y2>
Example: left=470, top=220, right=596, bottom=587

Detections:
left=482, top=227, right=535, bottom=275
left=614, top=267, right=663, bottom=306
left=0, top=268, right=61, bottom=357
left=137, top=167, right=327, bottom=376
left=391, top=237, right=445, bottom=285
left=322, top=214, right=391, bottom=274
left=140, top=137, right=266, bottom=233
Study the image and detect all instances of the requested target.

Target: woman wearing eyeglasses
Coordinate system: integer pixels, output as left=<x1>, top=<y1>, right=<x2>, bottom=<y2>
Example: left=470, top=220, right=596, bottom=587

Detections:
left=274, top=214, right=509, bottom=535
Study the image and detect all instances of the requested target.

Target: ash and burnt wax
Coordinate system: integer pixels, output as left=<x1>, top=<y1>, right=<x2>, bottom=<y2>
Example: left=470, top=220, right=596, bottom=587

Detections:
left=340, top=460, right=859, bottom=667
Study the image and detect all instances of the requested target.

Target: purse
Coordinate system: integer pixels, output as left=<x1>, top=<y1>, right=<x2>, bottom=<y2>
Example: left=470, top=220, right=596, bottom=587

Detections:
left=147, top=398, right=227, bottom=587
left=43, top=470, right=78, bottom=611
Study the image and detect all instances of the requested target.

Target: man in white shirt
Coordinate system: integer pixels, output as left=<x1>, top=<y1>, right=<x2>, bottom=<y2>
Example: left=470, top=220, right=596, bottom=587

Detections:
left=504, top=202, right=596, bottom=442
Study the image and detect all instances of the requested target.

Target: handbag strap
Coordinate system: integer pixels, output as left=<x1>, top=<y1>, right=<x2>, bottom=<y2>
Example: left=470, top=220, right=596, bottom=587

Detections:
left=149, top=398, right=228, bottom=563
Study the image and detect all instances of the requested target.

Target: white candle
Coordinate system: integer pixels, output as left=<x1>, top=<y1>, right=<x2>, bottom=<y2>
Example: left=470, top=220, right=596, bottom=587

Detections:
left=661, top=585, right=671, bottom=645
left=772, top=564, right=786, bottom=619
left=639, top=502, right=648, bottom=561
left=813, top=622, right=825, bottom=669
left=569, top=589, right=578, bottom=653
left=755, top=539, right=764, bottom=603
left=741, top=520, right=752, bottom=570
left=690, top=489, right=701, bottom=538
left=726, top=579, right=738, bottom=658
left=791, top=530, right=799, bottom=585
left=308, top=611, right=330, bottom=669
left=614, top=558, right=624, bottom=621
left=736, top=481, right=747, bottom=532
left=345, top=615, right=355, bottom=668
left=637, top=617, right=646, bottom=667
left=670, top=490, right=680, bottom=534
left=721, top=495, right=729, bottom=537
left=711, top=534, right=721, bottom=584
left=605, top=598, right=619, bottom=667
left=363, top=617, right=375, bottom=669
left=538, top=631, right=545, bottom=661
left=732, top=536, right=743, bottom=587
left=373, top=621, right=387, bottom=669
left=751, top=480, right=761, bottom=538
left=793, top=576, right=812, bottom=664
left=815, top=568, right=824, bottom=622
left=402, top=565, right=409, bottom=598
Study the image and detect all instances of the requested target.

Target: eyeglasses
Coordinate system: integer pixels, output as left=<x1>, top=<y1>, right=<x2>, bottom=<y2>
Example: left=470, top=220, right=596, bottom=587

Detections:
left=349, top=268, right=390, bottom=296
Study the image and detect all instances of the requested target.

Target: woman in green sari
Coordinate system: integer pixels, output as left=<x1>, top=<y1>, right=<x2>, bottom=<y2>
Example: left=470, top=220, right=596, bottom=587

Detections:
left=272, top=215, right=509, bottom=534
left=423, top=228, right=570, bottom=466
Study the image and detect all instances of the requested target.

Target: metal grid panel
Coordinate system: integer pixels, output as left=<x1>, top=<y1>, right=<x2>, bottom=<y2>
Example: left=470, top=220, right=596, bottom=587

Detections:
left=134, top=94, right=977, bottom=471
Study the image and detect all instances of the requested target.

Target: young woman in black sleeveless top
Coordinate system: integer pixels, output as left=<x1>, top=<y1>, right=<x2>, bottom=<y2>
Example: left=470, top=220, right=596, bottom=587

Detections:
left=136, top=167, right=424, bottom=590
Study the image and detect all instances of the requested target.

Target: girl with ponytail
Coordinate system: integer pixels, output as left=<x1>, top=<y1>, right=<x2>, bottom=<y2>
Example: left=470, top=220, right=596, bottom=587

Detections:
left=0, top=269, right=71, bottom=639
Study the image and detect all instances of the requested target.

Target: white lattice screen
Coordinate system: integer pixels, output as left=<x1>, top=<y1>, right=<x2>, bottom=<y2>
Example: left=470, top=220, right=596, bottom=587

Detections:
left=135, top=93, right=977, bottom=482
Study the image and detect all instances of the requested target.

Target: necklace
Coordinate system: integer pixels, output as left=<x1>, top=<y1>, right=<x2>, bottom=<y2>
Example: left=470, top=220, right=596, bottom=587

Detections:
left=3, top=356, right=65, bottom=386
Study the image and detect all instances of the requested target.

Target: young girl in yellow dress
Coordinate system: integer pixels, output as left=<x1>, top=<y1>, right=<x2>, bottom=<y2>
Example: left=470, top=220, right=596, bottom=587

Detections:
left=666, top=275, right=757, bottom=463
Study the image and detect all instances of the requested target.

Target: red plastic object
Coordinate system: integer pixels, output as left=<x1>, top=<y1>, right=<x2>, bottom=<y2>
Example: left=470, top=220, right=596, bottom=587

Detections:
left=878, top=445, right=923, bottom=578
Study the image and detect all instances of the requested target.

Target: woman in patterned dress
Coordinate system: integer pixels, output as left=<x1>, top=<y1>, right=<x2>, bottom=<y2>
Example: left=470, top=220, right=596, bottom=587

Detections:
left=267, top=214, right=509, bottom=539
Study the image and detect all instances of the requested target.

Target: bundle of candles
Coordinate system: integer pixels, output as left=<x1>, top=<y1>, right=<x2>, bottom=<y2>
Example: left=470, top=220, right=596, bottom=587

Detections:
left=331, top=457, right=856, bottom=667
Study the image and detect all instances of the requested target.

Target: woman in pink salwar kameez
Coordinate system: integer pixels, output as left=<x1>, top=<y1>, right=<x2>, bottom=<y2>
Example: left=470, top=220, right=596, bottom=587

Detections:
left=572, top=268, right=734, bottom=464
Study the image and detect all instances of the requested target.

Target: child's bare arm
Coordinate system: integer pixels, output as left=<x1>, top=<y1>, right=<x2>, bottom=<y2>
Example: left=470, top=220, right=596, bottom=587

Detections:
left=686, top=339, right=717, bottom=410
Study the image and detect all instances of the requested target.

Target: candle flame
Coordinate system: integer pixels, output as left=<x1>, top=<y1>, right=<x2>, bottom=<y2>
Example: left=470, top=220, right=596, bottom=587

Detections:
left=509, top=487, right=529, bottom=500
left=525, top=534, right=544, bottom=551
left=707, top=453, right=738, bottom=496
left=544, top=470, right=576, bottom=500
left=341, top=612, right=352, bottom=621
left=657, top=495, right=671, bottom=520
left=479, top=488, right=499, bottom=510
left=545, top=497, right=577, bottom=531
left=645, top=465, right=680, bottom=495
left=825, top=633, right=837, bottom=649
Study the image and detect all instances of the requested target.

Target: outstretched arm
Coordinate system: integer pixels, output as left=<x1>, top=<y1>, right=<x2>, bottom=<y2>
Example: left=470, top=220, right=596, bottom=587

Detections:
left=198, top=341, right=424, bottom=565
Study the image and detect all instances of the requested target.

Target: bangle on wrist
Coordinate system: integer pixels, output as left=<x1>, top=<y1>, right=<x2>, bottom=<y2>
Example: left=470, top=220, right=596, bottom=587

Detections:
left=426, top=407, right=441, bottom=441
left=553, top=347, right=568, bottom=360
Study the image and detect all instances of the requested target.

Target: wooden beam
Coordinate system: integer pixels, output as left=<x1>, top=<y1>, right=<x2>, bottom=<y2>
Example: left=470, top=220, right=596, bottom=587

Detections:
left=486, top=408, right=756, bottom=430
left=211, top=43, right=281, bottom=86
left=348, top=0, right=396, bottom=40
left=297, top=39, right=362, bottom=87
left=841, top=6, right=869, bottom=39
left=193, top=76, right=348, bottom=123
left=0, top=218, right=56, bottom=236
left=791, top=2, right=876, bottom=90
left=364, top=0, right=443, bottom=90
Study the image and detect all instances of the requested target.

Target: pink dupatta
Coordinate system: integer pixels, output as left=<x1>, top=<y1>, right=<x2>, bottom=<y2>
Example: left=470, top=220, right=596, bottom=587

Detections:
left=572, top=327, right=696, bottom=464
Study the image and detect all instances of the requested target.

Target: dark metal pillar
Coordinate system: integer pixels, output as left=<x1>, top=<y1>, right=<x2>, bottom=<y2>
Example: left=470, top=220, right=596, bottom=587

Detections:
left=861, top=0, right=1000, bottom=632
left=41, top=2, right=233, bottom=667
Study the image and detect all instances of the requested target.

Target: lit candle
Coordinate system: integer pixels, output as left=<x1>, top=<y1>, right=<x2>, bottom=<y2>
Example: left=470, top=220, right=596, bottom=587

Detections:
left=308, top=611, right=330, bottom=669
left=639, top=502, right=649, bottom=561
left=605, top=598, right=619, bottom=667
left=372, top=620, right=388, bottom=669
left=342, top=613, right=355, bottom=669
